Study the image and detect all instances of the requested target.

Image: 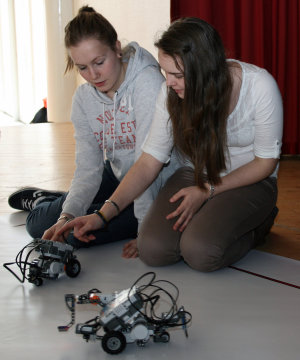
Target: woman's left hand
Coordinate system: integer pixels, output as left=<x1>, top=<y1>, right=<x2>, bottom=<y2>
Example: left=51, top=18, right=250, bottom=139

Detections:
left=166, top=186, right=207, bottom=232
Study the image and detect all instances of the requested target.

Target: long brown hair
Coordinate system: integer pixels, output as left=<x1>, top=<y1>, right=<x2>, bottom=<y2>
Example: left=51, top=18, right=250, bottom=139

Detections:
left=64, top=6, right=118, bottom=73
left=155, top=18, right=232, bottom=188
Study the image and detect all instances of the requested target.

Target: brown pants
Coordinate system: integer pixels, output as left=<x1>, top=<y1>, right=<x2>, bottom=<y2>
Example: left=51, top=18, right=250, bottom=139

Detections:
left=137, top=167, right=278, bottom=272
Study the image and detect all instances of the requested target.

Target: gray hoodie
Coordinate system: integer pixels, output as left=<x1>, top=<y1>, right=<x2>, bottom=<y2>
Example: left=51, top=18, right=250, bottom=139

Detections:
left=62, top=42, right=180, bottom=226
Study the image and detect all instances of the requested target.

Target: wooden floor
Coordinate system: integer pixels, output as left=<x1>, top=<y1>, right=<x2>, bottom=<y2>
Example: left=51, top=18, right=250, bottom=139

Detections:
left=1, top=123, right=299, bottom=261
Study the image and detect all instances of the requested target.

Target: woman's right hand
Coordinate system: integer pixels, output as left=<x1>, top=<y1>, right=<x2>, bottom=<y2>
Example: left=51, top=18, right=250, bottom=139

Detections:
left=43, top=219, right=72, bottom=243
left=56, top=213, right=103, bottom=243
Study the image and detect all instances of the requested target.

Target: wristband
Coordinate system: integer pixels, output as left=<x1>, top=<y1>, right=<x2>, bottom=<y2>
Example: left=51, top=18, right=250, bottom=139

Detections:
left=104, top=199, right=120, bottom=215
left=94, top=210, right=108, bottom=227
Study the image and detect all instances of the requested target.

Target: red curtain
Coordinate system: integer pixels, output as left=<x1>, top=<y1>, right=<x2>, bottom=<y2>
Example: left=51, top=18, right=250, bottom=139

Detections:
left=171, top=0, right=300, bottom=154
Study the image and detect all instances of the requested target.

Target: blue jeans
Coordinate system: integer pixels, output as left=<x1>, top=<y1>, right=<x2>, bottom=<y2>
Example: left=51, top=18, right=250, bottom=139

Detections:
left=26, top=161, right=138, bottom=248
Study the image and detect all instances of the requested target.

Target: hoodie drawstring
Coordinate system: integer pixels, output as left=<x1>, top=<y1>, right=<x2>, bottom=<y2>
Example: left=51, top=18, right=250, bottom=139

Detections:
left=101, top=90, right=130, bottom=163
left=101, top=93, right=117, bottom=163
left=112, top=91, right=118, bottom=161
left=102, top=103, right=106, bottom=162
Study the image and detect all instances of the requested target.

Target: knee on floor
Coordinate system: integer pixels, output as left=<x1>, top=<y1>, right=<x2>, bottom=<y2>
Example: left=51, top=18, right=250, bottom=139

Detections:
left=180, top=238, right=225, bottom=272
left=138, top=236, right=180, bottom=267
left=25, top=210, right=46, bottom=239
left=26, top=222, right=42, bottom=239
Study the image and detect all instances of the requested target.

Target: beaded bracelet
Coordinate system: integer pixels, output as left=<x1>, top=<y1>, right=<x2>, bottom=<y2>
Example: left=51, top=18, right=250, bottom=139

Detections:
left=105, top=199, right=120, bottom=215
left=94, top=210, right=108, bottom=227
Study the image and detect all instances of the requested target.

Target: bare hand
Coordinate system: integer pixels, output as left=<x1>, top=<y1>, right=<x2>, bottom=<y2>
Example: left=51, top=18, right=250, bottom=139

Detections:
left=43, top=220, right=72, bottom=243
left=166, top=186, right=208, bottom=232
left=122, top=239, right=139, bottom=258
left=56, top=213, right=103, bottom=243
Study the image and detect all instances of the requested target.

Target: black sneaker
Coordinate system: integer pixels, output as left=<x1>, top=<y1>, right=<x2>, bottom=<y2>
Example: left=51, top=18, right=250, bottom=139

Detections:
left=8, top=187, right=65, bottom=211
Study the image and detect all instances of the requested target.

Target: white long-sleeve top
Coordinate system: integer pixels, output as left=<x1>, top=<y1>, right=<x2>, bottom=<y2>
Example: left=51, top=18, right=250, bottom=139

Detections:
left=142, top=60, right=283, bottom=178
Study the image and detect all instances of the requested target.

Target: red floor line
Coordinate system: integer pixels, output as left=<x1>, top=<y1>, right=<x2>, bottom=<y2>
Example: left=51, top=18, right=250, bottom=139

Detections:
left=229, top=266, right=300, bottom=289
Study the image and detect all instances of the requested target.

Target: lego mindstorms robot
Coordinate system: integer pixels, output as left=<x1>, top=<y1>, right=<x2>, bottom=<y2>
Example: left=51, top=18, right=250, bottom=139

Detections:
left=3, top=238, right=81, bottom=286
left=58, top=272, right=192, bottom=355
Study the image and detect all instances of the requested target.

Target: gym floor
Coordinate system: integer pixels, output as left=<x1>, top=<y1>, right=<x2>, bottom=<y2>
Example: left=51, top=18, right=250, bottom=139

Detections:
left=1, top=123, right=299, bottom=260
left=0, top=123, right=299, bottom=360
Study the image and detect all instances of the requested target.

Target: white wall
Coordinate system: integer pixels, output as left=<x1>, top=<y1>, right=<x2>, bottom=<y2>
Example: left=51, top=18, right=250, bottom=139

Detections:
left=47, top=0, right=170, bottom=122
left=45, top=0, right=76, bottom=123
left=74, top=0, right=170, bottom=65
